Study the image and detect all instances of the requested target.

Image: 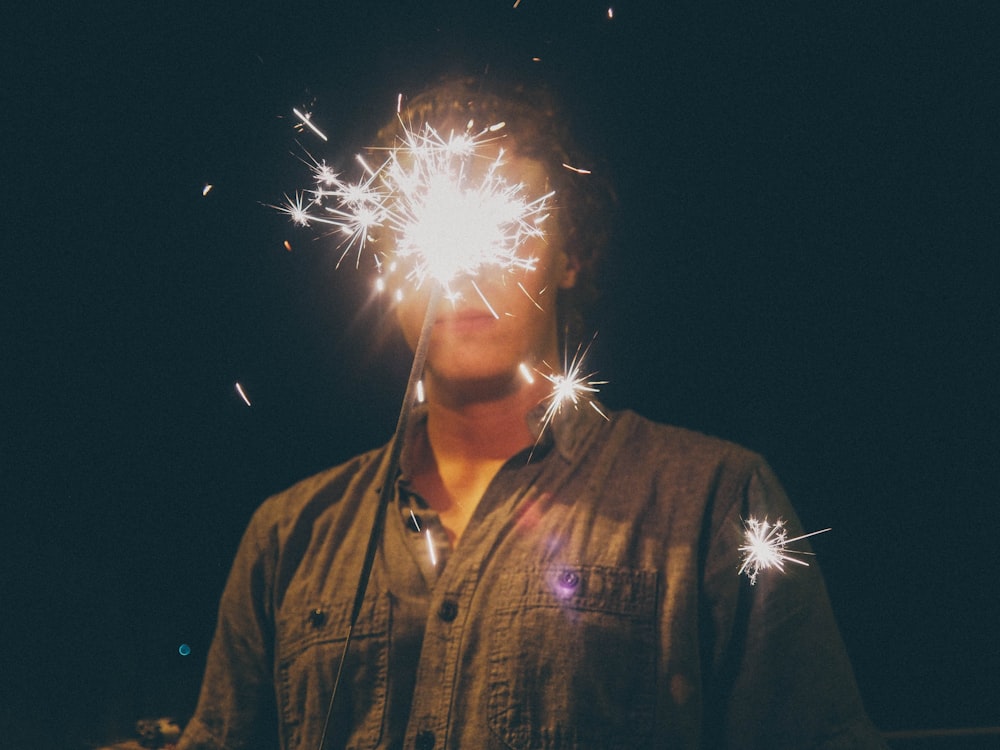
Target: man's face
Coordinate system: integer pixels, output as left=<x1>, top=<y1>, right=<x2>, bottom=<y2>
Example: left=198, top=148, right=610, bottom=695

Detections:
left=391, top=152, right=577, bottom=399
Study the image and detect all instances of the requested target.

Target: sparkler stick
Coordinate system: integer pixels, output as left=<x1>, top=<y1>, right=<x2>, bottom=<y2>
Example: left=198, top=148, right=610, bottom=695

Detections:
left=738, top=516, right=831, bottom=585
left=318, top=284, right=441, bottom=750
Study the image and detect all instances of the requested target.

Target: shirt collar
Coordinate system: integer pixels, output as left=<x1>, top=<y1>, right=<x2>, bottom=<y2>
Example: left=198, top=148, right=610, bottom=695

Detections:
left=528, top=398, right=610, bottom=463
left=397, top=397, right=610, bottom=481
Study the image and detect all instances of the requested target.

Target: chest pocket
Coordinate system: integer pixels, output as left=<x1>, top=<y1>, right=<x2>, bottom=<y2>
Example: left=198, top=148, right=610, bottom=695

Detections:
left=487, top=565, right=659, bottom=750
left=276, top=594, right=389, bottom=750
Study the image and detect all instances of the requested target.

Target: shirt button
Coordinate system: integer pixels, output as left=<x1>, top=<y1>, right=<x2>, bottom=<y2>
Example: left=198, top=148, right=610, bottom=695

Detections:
left=437, top=599, right=458, bottom=622
left=415, top=729, right=435, bottom=750
left=559, top=570, right=580, bottom=588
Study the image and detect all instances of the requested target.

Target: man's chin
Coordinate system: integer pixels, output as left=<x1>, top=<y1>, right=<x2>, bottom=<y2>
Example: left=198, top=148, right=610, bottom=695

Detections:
left=428, top=367, right=526, bottom=405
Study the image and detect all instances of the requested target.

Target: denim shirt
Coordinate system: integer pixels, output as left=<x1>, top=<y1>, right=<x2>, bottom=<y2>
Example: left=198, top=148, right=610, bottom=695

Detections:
left=179, top=405, right=885, bottom=750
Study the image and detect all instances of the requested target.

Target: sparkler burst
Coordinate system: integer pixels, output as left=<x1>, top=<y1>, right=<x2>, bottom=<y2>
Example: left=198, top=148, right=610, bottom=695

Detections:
left=738, top=516, right=831, bottom=585
left=278, top=106, right=553, bottom=300
left=534, top=338, right=609, bottom=438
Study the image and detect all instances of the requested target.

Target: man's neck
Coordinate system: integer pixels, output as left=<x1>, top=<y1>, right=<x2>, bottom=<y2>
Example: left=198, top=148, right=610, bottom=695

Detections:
left=423, top=374, right=548, bottom=463
left=408, top=375, right=548, bottom=543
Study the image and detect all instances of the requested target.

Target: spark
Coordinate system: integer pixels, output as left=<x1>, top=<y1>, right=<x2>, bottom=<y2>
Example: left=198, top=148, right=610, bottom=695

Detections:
left=277, top=192, right=312, bottom=227
left=518, top=362, right=535, bottom=384
left=562, top=162, right=591, bottom=175
left=234, top=382, right=252, bottom=407
left=278, top=103, right=552, bottom=301
left=517, top=281, right=545, bottom=310
left=470, top=280, right=500, bottom=319
left=202, top=184, right=213, bottom=196
left=535, top=337, right=609, bottom=438
left=738, top=517, right=831, bottom=585
left=293, top=108, right=328, bottom=141
left=425, top=528, right=437, bottom=567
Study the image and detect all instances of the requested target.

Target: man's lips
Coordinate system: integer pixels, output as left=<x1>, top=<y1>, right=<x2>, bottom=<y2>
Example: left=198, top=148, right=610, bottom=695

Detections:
left=435, top=310, right=497, bottom=330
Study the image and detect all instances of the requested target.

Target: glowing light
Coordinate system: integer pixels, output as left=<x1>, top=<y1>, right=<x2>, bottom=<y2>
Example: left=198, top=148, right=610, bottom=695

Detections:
left=202, top=184, right=213, bottom=196
left=535, top=338, right=609, bottom=437
left=235, top=382, right=252, bottom=407
left=425, top=528, right=437, bottom=566
left=738, top=517, right=831, bottom=585
left=278, top=105, right=552, bottom=302
left=518, top=362, right=535, bottom=384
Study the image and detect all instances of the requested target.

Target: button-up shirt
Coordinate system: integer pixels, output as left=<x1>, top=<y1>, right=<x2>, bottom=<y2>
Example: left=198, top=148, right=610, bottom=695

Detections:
left=179, top=404, right=885, bottom=749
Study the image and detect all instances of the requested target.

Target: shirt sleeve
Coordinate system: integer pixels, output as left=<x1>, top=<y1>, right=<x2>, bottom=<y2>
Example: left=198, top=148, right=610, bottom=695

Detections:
left=701, top=455, right=887, bottom=749
left=178, top=506, right=279, bottom=750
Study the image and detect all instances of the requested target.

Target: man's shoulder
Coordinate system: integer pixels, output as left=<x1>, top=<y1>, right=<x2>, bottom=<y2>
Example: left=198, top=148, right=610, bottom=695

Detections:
left=251, top=444, right=387, bottom=527
left=609, top=408, right=763, bottom=468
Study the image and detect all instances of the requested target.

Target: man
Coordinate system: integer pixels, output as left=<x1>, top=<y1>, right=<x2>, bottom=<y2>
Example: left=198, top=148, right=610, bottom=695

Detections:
left=179, top=77, right=885, bottom=749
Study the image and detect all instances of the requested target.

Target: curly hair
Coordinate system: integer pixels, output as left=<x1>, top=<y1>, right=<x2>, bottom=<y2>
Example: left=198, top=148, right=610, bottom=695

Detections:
left=374, top=76, right=614, bottom=341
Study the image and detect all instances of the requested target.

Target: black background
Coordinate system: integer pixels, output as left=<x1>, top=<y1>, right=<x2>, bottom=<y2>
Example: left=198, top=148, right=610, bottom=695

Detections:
left=4, top=2, right=998, bottom=747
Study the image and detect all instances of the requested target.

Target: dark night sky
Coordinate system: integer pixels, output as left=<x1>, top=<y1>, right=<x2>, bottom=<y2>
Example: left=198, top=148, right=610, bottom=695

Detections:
left=4, top=2, right=998, bottom=747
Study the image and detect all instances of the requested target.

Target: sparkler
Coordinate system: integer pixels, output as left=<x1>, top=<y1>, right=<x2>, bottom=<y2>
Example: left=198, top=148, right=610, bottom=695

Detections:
left=279, top=114, right=552, bottom=301
left=738, top=516, right=831, bottom=585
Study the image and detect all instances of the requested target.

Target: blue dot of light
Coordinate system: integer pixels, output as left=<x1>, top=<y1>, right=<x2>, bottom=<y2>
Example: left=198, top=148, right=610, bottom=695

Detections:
left=178, top=643, right=191, bottom=656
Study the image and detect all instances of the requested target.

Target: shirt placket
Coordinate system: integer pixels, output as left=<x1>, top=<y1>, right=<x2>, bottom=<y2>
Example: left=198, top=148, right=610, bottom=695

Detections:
left=404, top=564, right=483, bottom=750
left=398, top=489, right=453, bottom=587
left=403, top=450, right=552, bottom=750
